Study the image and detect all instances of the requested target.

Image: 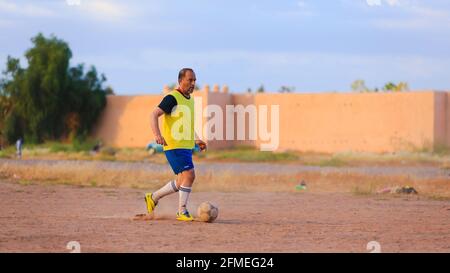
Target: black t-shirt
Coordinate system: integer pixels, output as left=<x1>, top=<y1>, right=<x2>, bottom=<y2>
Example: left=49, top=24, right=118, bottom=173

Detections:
left=158, top=90, right=191, bottom=114
left=158, top=95, right=177, bottom=114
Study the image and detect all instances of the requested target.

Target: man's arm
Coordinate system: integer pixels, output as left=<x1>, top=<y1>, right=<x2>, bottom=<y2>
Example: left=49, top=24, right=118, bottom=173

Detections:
left=151, top=107, right=167, bottom=146
left=194, top=132, right=207, bottom=151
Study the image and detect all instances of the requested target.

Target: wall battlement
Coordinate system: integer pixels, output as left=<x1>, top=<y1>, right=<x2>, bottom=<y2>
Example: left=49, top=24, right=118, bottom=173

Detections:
left=91, top=89, right=450, bottom=153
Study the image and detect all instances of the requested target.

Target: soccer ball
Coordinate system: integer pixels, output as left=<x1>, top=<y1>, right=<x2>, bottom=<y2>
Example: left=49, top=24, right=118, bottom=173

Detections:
left=197, top=202, right=219, bottom=223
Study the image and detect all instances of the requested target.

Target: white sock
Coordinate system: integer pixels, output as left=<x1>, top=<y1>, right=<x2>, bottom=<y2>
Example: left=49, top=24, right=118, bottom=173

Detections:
left=179, top=186, right=192, bottom=213
left=152, top=180, right=178, bottom=203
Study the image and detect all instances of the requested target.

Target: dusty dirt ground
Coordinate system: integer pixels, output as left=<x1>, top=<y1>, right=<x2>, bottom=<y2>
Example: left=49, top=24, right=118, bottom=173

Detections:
left=0, top=180, right=449, bottom=253
left=2, top=158, right=450, bottom=179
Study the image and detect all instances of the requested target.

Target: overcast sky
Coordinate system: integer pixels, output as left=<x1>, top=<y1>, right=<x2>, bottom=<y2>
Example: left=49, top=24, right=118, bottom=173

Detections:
left=1, top=0, right=449, bottom=95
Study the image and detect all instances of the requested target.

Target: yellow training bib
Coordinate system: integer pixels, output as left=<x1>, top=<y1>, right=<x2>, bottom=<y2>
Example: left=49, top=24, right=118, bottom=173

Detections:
left=162, top=90, right=195, bottom=151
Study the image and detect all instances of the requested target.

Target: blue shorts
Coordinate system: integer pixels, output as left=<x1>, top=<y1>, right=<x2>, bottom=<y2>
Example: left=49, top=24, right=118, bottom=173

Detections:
left=164, top=149, right=194, bottom=175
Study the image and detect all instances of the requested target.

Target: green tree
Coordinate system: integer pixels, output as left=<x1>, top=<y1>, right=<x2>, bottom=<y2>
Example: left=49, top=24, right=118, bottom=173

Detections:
left=257, top=84, right=265, bottom=93
left=351, top=79, right=370, bottom=92
left=383, top=81, right=409, bottom=92
left=279, top=86, right=295, bottom=93
left=383, top=82, right=397, bottom=92
left=66, top=64, right=107, bottom=139
left=0, top=56, right=26, bottom=143
left=105, top=86, right=115, bottom=95
left=0, top=33, right=108, bottom=144
left=351, top=80, right=409, bottom=93
left=395, top=82, right=409, bottom=92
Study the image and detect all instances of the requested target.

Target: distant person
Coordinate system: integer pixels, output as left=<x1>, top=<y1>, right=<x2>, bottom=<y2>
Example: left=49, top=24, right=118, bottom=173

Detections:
left=91, top=141, right=102, bottom=154
left=16, top=138, right=23, bottom=159
left=144, top=68, right=207, bottom=222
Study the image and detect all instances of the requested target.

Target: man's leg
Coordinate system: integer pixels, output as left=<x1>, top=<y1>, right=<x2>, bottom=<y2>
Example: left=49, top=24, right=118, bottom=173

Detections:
left=177, top=169, right=195, bottom=213
left=145, top=149, right=182, bottom=214
left=176, top=169, right=195, bottom=221
left=145, top=178, right=179, bottom=214
left=153, top=178, right=180, bottom=203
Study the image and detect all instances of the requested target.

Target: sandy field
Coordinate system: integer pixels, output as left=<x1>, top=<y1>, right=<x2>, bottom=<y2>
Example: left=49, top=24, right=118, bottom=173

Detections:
left=1, top=179, right=449, bottom=253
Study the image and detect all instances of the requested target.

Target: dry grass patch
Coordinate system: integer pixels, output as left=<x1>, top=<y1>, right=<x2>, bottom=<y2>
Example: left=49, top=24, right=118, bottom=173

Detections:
left=1, top=161, right=449, bottom=201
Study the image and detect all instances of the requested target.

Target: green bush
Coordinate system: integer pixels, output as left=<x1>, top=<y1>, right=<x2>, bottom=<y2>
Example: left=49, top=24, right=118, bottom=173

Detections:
left=0, top=33, right=107, bottom=144
left=72, top=137, right=98, bottom=152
